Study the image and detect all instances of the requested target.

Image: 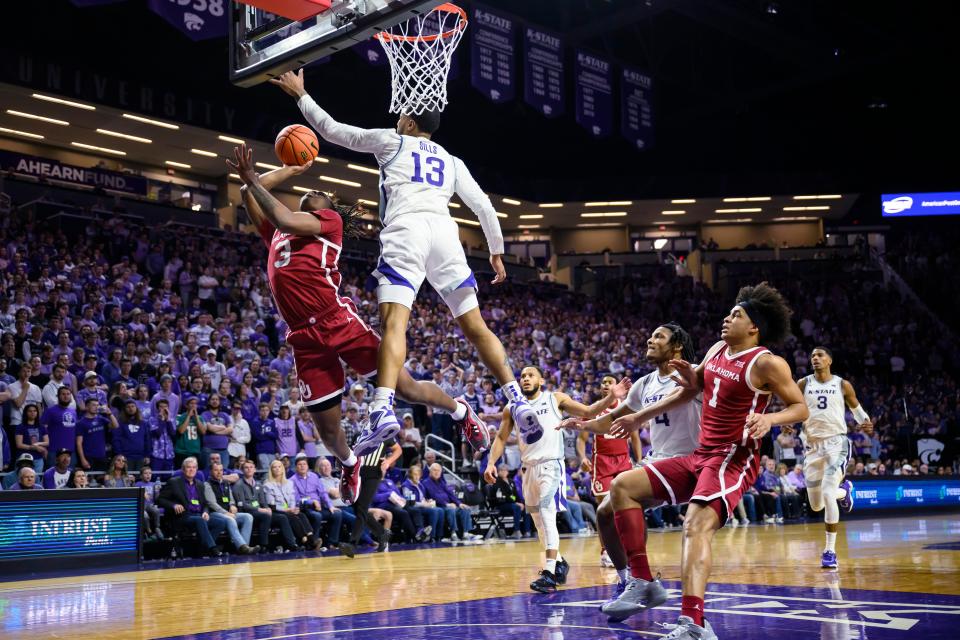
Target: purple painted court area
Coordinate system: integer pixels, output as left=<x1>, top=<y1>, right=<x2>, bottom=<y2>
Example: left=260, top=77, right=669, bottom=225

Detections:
left=158, top=580, right=960, bottom=640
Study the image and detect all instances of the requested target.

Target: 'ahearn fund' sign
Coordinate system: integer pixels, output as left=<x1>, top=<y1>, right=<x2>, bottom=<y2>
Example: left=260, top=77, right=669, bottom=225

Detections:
left=0, top=150, right=148, bottom=196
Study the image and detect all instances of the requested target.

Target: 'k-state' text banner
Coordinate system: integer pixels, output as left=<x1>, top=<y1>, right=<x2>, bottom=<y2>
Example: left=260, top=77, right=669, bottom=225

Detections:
left=523, top=26, right=564, bottom=118
left=574, top=50, right=613, bottom=137
left=621, top=66, right=654, bottom=150
left=470, top=5, right=516, bottom=103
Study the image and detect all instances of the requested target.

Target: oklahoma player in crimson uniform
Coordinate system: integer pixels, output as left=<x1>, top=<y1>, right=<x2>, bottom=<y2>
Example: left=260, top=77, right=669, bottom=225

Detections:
left=600, top=283, right=808, bottom=640
left=228, top=145, right=486, bottom=513
left=576, top=374, right=642, bottom=566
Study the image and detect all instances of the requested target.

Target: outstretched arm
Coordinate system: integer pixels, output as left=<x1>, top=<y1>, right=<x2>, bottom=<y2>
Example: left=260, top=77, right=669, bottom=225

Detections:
left=271, top=70, right=400, bottom=161
left=241, top=163, right=314, bottom=231
left=556, top=378, right=630, bottom=419
left=227, top=145, right=326, bottom=237
left=452, top=156, right=505, bottom=261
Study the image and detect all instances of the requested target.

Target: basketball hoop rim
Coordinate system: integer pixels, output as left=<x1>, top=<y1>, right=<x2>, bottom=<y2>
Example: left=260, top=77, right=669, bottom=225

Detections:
left=374, top=3, right=467, bottom=43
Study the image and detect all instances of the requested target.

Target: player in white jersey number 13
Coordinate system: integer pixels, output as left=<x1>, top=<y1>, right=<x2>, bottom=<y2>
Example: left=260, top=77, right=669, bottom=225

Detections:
left=483, top=366, right=630, bottom=594
left=272, top=69, right=544, bottom=453
left=786, top=346, right=873, bottom=569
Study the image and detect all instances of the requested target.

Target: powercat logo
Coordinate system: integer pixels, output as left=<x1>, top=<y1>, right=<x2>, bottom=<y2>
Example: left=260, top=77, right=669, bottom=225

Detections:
left=882, top=196, right=913, bottom=214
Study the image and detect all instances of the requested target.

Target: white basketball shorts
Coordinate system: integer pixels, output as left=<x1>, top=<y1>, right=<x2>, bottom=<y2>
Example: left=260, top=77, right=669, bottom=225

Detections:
left=371, top=213, right=479, bottom=317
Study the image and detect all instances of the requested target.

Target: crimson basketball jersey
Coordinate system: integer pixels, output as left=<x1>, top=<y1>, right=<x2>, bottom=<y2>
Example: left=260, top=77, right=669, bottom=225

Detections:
left=700, top=345, right=771, bottom=448
left=594, top=399, right=629, bottom=456
left=258, top=211, right=352, bottom=328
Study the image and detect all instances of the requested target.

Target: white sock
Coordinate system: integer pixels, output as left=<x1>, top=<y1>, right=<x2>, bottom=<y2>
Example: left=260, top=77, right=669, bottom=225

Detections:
left=450, top=401, right=467, bottom=421
left=617, top=568, right=630, bottom=584
left=372, top=387, right=394, bottom=410
left=341, top=453, right=358, bottom=468
left=825, top=531, right=837, bottom=552
left=545, top=558, right=557, bottom=574
left=503, top=380, right=524, bottom=404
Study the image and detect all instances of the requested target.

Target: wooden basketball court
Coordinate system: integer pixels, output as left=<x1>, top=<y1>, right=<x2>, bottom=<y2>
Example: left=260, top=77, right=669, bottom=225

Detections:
left=3, top=513, right=958, bottom=639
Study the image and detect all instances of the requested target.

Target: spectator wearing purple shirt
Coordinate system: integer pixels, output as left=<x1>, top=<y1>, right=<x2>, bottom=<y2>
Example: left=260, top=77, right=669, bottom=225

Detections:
left=274, top=405, right=298, bottom=459
left=113, top=399, right=151, bottom=471
left=150, top=398, right=177, bottom=472
left=10, top=466, right=43, bottom=491
left=422, top=463, right=478, bottom=542
left=200, top=393, right=232, bottom=469
left=14, top=403, right=48, bottom=473
left=755, top=458, right=783, bottom=524
left=268, top=345, right=294, bottom=380
left=291, top=455, right=344, bottom=546
left=182, top=377, right=208, bottom=413
left=76, top=397, right=117, bottom=472
left=251, top=403, right=279, bottom=470
left=40, top=386, right=78, bottom=467
left=76, top=371, right=108, bottom=412
left=157, top=457, right=226, bottom=557
left=42, top=449, right=73, bottom=489
left=401, top=465, right=444, bottom=543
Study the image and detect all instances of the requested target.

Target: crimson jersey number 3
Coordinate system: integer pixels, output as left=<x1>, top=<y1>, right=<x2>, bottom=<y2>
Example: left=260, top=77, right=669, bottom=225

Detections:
left=274, top=239, right=292, bottom=268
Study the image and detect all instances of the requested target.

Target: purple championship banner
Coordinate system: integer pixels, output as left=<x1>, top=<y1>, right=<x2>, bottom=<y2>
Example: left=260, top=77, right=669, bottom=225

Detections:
left=148, top=0, right=227, bottom=41
left=574, top=49, right=613, bottom=137
left=470, top=5, right=516, bottom=103
left=523, top=26, right=565, bottom=118
left=621, top=66, right=654, bottom=150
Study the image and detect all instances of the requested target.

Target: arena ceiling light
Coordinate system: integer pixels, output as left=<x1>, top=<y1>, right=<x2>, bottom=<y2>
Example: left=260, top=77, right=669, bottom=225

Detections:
left=292, top=186, right=313, bottom=193
left=519, top=214, right=543, bottom=219
left=320, top=175, right=362, bottom=188
left=347, top=164, right=380, bottom=175
left=706, top=218, right=753, bottom=223
left=218, top=134, right=245, bottom=144
left=576, top=222, right=622, bottom=227
left=256, top=161, right=281, bottom=170
left=581, top=211, right=628, bottom=218
left=653, top=238, right=669, bottom=250
left=584, top=201, right=633, bottom=206
left=32, top=93, right=96, bottom=110
left=495, top=211, right=508, bottom=218
left=228, top=173, right=241, bottom=180
left=661, top=210, right=686, bottom=215
left=6, top=110, right=69, bottom=126
left=517, top=224, right=540, bottom=229
left=653, top=221, right=677, bottom=225
left=502, top=197, right=522, bottom=205
left=0, top=126, right=44, bottom=139
left=71, top=141, right=125, bottom=156
left=165, top=160, right=191, bottom=168
left=538, top=203, right=563, bottom=208
left=722, top=196, right=771, bottom=202
left=448, top=202, right=461, bottom=208
left=122, top=113, right=179, bottom=129
left=773, top=216, right=817, bottom=221
left=357, top=199, right=379, bottom=206
left=314, top=156, right=330, bottom=163
left=452, top=216, right=481, bottom=226
left=671, top=199, right=696, bottom=204
left=714, top=207, right=762, bottom=213
left=191, top=148, right=217, bottom=157
left=783, top=205, right=830, bottom=211
left=793, top=194, right=842, bottom=200
left=96, top=128, right=152, bottom=143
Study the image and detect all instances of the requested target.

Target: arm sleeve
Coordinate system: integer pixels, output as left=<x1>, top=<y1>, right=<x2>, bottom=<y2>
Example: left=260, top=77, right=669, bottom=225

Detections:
left=452, top=156, right=505, bottom=255
left=297, top=95, right=400, bottom=163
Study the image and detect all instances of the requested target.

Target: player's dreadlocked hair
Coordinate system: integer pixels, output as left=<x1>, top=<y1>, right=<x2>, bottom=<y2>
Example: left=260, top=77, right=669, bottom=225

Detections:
left=735, top=281, right=793, bottom=346
left=324, top=191, right=367, bottom=239
left=662, top=322, right=697, bottom=362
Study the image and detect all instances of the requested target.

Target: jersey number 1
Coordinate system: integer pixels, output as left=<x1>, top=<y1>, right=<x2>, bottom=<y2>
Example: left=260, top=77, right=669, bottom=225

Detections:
left=410, top=152, right=445, bottom=187
left=708, top=377, right=721, bottom=408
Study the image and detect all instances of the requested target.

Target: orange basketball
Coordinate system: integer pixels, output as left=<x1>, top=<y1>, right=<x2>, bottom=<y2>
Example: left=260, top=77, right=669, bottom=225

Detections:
left=274, top=124, right=319, bottom=166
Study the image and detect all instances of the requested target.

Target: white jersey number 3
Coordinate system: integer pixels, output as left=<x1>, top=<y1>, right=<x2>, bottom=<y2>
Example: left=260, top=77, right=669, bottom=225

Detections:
left=274, top=239, right=292, bottom=268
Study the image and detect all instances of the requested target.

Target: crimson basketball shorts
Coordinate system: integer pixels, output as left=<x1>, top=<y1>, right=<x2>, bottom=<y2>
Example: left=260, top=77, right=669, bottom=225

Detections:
left=644, top=443, right=760, bottom=525
left=286, top=309, right=380, bottom=408
left=592, top=453, right=634, bottom=496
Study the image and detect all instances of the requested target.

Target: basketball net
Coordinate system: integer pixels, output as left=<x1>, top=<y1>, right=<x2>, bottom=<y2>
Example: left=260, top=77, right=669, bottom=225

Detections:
left=375, top=3, right=467, bottom=115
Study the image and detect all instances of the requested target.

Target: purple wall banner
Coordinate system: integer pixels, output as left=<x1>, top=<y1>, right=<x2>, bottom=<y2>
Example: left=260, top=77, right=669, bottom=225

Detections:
left=523, top=27, right=564, bottom=118
left=574, top=50, right=613, bottom=137
left=621, top=66, right=654, bottom=150
left=148, top=0, right=227, bottom=41
left=470, top=5, right=516, bottom=103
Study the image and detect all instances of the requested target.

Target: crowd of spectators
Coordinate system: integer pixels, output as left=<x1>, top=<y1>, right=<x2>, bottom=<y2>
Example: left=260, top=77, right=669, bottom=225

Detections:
left=0, top=192, right=958, bottom=555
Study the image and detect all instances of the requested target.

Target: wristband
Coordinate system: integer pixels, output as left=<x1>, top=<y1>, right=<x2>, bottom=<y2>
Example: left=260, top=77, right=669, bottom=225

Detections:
left=851, top=404, right=869, bottom=425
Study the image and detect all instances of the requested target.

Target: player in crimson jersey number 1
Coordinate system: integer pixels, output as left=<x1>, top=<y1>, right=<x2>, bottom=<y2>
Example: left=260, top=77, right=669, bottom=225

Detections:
left=228, top=146, right=487, bottom=513
left=603, top=283, right=809, bottom=640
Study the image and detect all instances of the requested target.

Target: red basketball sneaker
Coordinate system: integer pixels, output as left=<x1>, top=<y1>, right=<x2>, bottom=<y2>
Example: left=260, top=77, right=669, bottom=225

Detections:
left=453, top=399, right=490, bottom=452
left=340, top=456, right=363, bottom=505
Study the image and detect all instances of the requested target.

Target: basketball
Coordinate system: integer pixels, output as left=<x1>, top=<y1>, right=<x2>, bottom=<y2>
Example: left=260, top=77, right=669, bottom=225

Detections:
left=274, top=124, right=319, bottom=166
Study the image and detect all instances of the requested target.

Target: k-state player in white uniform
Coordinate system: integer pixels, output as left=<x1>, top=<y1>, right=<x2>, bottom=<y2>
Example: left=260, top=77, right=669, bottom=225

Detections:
left=273, top=70, right=544, bottom=454
left=791, top=346, right=872, bottom=569
left=484, top=365, right=629, bottom=593
left=562, top=323, right=701, bottom=617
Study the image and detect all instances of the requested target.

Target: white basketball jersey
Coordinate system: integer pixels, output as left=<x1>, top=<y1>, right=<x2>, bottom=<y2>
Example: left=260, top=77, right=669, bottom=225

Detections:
left=379, top=136, right=457, bottom=226
left=802, top=375, right=847, bottom=440
left=625, top=372, right=702, bottom=457
left=511, top=391, right=564, bottom=465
